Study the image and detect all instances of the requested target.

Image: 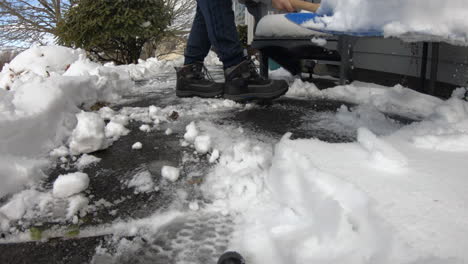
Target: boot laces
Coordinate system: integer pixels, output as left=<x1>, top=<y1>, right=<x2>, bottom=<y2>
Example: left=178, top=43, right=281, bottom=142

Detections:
left=246, top=59, right=262, bottom=80
left=192, top=64, right=214, bottom=82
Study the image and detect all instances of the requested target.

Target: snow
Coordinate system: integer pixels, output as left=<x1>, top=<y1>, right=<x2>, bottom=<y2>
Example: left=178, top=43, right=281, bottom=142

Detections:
left=2, top=44, right=468, bottom=263
left=184, top=121, right=199, bottom=142
left=127, top=170, right=155, bottom=193
left=194, top=135, right=212, bottom=154
left=132, top=142, right=143, bottom=150
left=69, top=111, right=107, bottom=155
left=209, top=149, right=220, bottom=163
left=256, top=14, right=328, bottom=37
left=311, top=37, right=327, bottom=46
left=315, top=0, right=468, bottom=45
left=52, top=172, right=90, bottom=198
left=76, top=154, right=101, bottom=170
left=105, top=121, right=130, bottom=140
left=49, top=146, right=69, bottom=158
left=66, top=194, right=89, bottom=219
left=139, top=124, right=151, bottom=132
left=0, top=46, right=132, bottom=197
left=161, top=166, right=181, bottom=182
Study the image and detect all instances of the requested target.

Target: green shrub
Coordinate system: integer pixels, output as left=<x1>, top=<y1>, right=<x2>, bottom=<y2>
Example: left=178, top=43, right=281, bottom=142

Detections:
left=57, top=0, right=172, bottom=64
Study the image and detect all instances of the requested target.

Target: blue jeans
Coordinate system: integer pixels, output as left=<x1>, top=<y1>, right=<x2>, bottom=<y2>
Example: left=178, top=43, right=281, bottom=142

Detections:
left=184, top=0, right=245, bottom=69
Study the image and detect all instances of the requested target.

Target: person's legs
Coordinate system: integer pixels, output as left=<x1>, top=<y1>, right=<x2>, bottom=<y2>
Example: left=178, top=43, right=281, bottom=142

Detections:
left=184, top=5, right=211, bottom=65
left=196, top=0, right=245, bottom=68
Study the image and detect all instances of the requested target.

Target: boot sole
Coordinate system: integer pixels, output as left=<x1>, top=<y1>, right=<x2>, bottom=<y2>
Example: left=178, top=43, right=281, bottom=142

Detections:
left=176, top=90, right=223, bottom=98
left=223, top=86, right=288, bottom=102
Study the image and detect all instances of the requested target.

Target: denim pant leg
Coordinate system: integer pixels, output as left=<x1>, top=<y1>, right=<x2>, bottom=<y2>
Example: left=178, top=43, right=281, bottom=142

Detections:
left=185, top=0, right=245, bottom=68
left=184, top=5, right=211, bottom=65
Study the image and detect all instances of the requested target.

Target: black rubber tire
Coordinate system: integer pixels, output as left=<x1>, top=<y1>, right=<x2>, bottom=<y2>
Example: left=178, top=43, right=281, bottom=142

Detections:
left=217, top=251, right=246, bottom=264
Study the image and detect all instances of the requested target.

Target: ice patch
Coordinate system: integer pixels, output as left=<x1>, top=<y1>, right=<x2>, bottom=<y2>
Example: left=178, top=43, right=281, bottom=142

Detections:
left=52, top=172, right=90, bottom=198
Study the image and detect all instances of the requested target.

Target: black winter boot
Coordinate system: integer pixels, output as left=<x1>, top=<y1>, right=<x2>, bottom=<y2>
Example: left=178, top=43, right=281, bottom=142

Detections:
left=175, top=62, right=224, bottom=98
left=224, top=59, right=288, bottom=101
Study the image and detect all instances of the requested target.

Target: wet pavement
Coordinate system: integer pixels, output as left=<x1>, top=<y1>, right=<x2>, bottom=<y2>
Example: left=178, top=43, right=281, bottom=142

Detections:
left=0, top=73, right=412, bottom=264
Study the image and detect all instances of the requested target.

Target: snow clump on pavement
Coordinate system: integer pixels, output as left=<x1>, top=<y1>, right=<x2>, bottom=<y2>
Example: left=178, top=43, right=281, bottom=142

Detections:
left=161, top=166, right=181, bottom=182
left=128, top=170, right=155, bottom=194
left=69, top=111, right=107, bottom=155
left=52, top=172, right=90, bottom=198
left=76, top=154, right=102, bottom=170
left=132, top=142, right=143, bottom=150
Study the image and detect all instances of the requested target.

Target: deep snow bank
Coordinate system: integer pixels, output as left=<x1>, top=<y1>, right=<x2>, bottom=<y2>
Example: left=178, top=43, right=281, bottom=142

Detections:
left=315, top=0, right=468, bottom=44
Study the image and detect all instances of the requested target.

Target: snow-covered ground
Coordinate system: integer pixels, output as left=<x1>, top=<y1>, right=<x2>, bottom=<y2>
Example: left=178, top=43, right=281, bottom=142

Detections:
left=1, top=46, right=468, bottom=264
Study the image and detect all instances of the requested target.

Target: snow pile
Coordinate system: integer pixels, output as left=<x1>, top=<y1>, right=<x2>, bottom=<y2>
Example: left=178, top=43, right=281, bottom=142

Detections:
left=288, top=79, right=443, bottom=119
left=52, top=172, right=90, bottom=198
left=315, top=0, right=468, bottom=44
left=397, top=96, right=468, bottom=152
left=0, top=46, right=132, bottom=198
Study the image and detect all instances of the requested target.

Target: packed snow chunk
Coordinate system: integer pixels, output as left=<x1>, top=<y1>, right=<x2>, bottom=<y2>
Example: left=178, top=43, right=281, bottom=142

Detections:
left=110, top=114, right=129, bottom=126
left=105, top=121, right=130, bottom=140
left=184, top=121, right=199, bottom=142
left=209, top=149, right=220, bottom=163
left=76, top=154, right=101, bottom=170
left=50, top=146, right=69, bottom=158
left=148, top=105, right=160, bottom=117
left=139, top=124, right=151, bottom=132
left=194, top=135, right=212, bottom=154
left=132, top=142, right=143, bottom=150
left=69, top=111, right=107, bottom=155
left=357, top=127, right=408, bottom=172
left=53, top=172, right=90, bottom=198
left=98, top=106, right=115, bottom=120
left=66, top=194, right=89, bottom=219
left=161, top=166, right=181, bottom=182
left=286, top=79, right=320, bottom=98
left=311, top=37, right=327, bottom=46
left=189, top=201, right=200, bottom=211
left=128, top=170, right=154, bottom=193
left=165, top=128, right=173, bottom=135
